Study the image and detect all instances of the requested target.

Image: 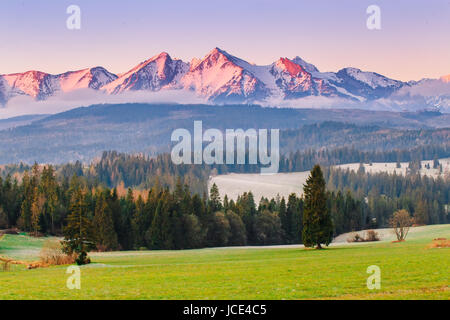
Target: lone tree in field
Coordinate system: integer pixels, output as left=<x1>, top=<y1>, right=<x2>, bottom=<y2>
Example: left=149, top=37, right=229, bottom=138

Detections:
left=390, top=209, right=414, bottom=241
left=302, top=165, right=333, bottom=249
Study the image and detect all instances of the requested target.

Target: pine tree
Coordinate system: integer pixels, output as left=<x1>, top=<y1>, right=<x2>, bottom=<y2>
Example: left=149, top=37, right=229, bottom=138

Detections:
left=93, top=192, right=119, bottom=251
left=62, top=187, right=95, bottom=265
left=40, top=165, right=59, bottom=234
left=19, top=171, right=33, bottom=231
left=30, top=188, right=45, bottom=235
left=118, top=188, right=135, bottom=250
left=131, top=195, right=147, bottom=248
left=278, top=197, right=288, bottom=242
left=146, top=200, right=164, bottom=249
left=208, top=183, right=222, bottom=213
left=302, top=165, right=333, bottom=249
left=414, top=199, right=429, bottom=225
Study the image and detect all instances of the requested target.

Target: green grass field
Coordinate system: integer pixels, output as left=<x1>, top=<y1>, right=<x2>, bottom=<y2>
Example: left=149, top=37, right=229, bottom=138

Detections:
left=0, top=225, right=449, bottom=300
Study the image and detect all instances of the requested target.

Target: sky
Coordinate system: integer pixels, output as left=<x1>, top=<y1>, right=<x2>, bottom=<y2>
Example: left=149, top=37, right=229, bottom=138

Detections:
left=0, top=0, right=449, bottom=81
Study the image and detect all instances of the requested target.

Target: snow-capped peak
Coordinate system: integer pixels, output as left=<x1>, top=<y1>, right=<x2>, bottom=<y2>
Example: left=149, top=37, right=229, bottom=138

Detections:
left=337, top=67, right=402, bottom=89
left=274, top=58, right=308, bottom=77
left=2, top=70, right=52, bottom=98
left=181, top=47, right=269, bottom=102
left=58, top=67, right=117, bottom=92
left=102, top=52, right=189, bottom=94
left=291, top=56, right=319, bottom=73
left=1, top=48, right=448, bottom=111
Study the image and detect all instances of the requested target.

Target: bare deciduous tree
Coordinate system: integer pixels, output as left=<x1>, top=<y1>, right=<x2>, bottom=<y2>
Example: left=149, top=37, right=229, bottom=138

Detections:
left=390, top=209, right=414, bottom=241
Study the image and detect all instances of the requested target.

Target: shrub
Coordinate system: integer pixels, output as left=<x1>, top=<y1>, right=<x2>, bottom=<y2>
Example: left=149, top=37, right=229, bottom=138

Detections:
left=347, top=230, right=380, bottom=242
left=365, top=230, right=380, bottom=241
left=427, top=238, right=450, bottom=248
left=390, top=209, right=414, bottom=241
left=347, top=233, right=363, bottom=243
left=0, top=258, right=11, bottom=272
left=39, top=240, right=76, bottom=265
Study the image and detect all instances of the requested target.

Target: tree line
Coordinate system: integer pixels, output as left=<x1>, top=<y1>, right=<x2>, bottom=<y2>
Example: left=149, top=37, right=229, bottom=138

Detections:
left=1, top=143, right=447, bottom=195
left=0, top=162, right=447, bottom=255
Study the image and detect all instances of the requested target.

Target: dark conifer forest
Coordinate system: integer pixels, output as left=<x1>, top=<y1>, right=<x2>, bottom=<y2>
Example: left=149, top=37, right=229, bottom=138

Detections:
left=0, top=146, right=447, bottom=251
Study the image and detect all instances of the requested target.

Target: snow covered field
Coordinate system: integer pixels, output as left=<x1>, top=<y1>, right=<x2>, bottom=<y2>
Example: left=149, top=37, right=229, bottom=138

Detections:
left=209, top=158, right=449, bottom=201
left=332, top=224, right=450, bottom=243
left=335, top=158, right=450, bottom=179
left=209, top=171, right=310, bottom=201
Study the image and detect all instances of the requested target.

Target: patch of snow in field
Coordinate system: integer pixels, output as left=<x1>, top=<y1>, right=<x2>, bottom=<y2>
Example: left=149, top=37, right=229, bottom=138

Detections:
left=333, top=224, right=450, bottom=243
left=335, top=158, right=450, bottom=178
left=209, top=159, right=449, bottom=202
left=209, top=171, right=310, bottom=201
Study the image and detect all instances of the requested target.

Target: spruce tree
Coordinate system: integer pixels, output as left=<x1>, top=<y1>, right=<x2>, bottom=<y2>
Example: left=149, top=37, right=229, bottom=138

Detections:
left=146, top=200, right=163, bottom=249
left=208, top=183, right=222, bottom=213
left=62, top=188, right=95, bottom=264
left=414, top=199, right=429, bottom=225
left=131, top=195, right=147, bottom=248
left=93, top=192, right=119, bottom=251
left=279, top=197, right=288, bottom=242
left=302, top=165, right=333, bottom=249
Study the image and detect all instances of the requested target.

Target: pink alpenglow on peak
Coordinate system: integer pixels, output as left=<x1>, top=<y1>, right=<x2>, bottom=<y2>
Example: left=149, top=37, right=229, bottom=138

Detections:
left=0, top=47, right=449, bottom=112
left=102, top=52, right=189, bottom=94
left=3, top=71, right=53, bottom=99
left=180, top=47, right=269, bottom=102
left=441, top=74, right=450, bottom=83
left=0, top=68, right=117, bottom=102
left=58, top=67, right=117, bottom=92
left=275, top=58, right=308, bottom=78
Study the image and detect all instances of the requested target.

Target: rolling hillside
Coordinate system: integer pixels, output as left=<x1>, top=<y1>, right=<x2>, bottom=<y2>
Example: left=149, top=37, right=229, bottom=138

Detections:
left=0, top=103, right=448, bottom=164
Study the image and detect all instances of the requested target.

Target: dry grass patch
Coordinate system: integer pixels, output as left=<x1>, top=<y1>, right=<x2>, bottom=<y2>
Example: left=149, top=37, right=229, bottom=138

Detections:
left=39, top=240, right=75, bottom=265
left=1, top=240, right=75, bottom=271
left=427, top=238, right=450, bottom=248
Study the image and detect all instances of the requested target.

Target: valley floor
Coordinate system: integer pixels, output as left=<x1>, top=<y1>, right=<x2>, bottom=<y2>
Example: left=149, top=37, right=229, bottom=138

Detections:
left=0, top=225, right=448, bottom=300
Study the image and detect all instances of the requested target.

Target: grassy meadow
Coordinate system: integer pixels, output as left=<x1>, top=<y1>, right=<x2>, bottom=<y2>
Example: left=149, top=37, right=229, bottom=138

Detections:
left=0, top=225, right=449, bottom=300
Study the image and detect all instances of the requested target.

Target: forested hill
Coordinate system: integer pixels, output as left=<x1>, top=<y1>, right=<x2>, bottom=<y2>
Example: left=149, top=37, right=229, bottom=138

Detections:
left=2, top=145, right=448, bottom=195
left=0, top=103, right=449, bottom=164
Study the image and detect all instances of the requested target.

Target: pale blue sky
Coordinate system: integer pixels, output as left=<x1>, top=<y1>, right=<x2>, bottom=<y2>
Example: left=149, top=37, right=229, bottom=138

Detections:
left=0, top=0, right=449, bottom=80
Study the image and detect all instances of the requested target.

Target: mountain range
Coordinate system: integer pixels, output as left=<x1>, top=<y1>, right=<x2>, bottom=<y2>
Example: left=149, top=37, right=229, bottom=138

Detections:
left=1, top=48, right=449, bottom=111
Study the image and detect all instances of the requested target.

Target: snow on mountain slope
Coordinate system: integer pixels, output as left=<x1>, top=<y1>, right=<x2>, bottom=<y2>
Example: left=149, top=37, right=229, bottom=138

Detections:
left=0, top=77, right=8, bottom=105
left=2, top=71, right=58, bottom=100
left=270, top=57, right=344, bottom=99
left=224, top=53, right=283, bottom=99
left=389, top=77, right=450, bottom=112
left=331, top=67, right=405, bottom=100
left=340, top=68, right=401, bottom=89
left=291, top=56, right=319, bottom=74
left=0, top=47, right=448, bottom=111
left=0, top=68, right=118, bottom=102
left=180, top=48, right=269, bottom=102
left=102, top=52, right=188, bottom=94
left=58, top=67, right=117, bottom=92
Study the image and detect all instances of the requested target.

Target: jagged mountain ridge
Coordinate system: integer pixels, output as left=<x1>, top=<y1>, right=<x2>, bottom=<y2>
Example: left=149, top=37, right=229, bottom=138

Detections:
left=0, top=67, right=117, bottom=102
left=1, top=47, right=449, bottom=110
